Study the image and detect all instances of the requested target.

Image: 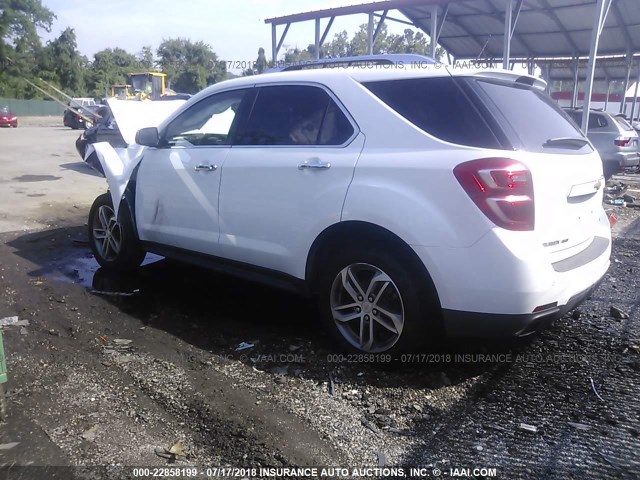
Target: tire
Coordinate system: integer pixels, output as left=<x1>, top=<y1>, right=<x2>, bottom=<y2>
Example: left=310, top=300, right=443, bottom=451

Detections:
left=315, top=241, right=440, bottom=354
left=88, top=193, right=145, bottom=271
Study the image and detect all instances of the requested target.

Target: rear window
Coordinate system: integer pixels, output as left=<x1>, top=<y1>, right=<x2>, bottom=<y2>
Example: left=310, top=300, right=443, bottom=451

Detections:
left=564, top=110, right=608, bottom=130
left=363, top=77, right=501, bottom=149
left=474, top=80, right=591, bottom=153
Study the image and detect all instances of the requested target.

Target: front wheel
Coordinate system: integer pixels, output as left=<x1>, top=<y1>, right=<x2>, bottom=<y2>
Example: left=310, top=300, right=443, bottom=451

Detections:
left=316, top=244, right=440, bottom=354
left=88, top=193, right=145, bottom=271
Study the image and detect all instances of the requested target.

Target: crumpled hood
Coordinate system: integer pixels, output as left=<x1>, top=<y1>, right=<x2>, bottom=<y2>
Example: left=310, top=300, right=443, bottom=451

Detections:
left=87, top=98, right=186, bottom=215
left=106, top=98, right=186, bottom=145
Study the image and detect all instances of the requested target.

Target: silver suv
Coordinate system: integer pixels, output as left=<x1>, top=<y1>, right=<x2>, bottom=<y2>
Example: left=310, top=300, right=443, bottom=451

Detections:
left=564, top=108, right=640, bottom=178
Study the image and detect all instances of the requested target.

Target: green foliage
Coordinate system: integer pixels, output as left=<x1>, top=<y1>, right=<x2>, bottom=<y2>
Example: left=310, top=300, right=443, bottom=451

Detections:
left=0, top=0, right=54, bottom=58
left=283, top=46, right=314, bottom=64
left=137, top=46, right=154, bottom=70
left=86, top=47, right=139, bottom=97
left=255, top=47, right=267, bottom=74
left=157, top=38, right=226, bottom=94
left=40, top=27, right=86, bottom=95
left=0, top=0, right=54, bottom=98
left=285, top=23, right=445, bottom=62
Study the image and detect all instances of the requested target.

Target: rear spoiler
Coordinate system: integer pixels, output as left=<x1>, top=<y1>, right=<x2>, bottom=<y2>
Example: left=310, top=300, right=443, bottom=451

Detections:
left=470, top=71, right=547, bottom=91
left=447, top=67, right=547, bottom=92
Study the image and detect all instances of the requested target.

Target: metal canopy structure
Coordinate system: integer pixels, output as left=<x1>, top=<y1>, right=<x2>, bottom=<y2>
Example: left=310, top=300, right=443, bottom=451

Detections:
left=532, top=54, right=640, bottom=111
left=534, top=53, right=640, bottom=112
left=401, top=0, right=640, bottom=60
left=265, top=0, right=640, bottom=127
left=535, top=55, right=640, bottom=81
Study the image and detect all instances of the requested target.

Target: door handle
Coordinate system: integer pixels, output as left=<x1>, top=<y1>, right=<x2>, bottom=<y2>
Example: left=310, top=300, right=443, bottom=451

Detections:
left=194, top=164, right=217, bottom=172
left=298, top=159, right=331, bottom=170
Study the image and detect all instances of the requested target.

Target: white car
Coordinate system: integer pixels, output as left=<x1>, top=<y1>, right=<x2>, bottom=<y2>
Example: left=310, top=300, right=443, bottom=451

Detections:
left=87, top=65, right=611, bottom=354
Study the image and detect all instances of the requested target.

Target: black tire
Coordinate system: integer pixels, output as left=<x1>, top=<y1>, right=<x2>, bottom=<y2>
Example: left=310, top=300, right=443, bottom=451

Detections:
left=88, top=193, right=145, bottom=271
left=314, top=241, right=441, bottom=354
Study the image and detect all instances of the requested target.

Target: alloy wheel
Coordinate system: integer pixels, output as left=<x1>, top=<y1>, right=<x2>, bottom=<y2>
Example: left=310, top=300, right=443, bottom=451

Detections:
left=330, top=263, right=405, bottom=353
left=92, top=205, right=122, bottom=261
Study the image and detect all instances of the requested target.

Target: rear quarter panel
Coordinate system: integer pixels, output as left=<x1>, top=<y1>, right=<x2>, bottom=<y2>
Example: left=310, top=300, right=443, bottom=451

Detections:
left=334, top=75, right=493, bottom=249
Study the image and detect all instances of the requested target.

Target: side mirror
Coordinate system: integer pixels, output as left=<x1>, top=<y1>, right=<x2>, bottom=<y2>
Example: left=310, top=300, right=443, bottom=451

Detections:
left=135, top=127, right=160, bottom=147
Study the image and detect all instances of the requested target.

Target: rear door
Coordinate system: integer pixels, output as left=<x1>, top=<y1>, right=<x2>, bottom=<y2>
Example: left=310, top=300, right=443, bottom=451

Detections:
left=218, top=83, right=363, bottom=277
left=469, top=78, right=604, bottom=257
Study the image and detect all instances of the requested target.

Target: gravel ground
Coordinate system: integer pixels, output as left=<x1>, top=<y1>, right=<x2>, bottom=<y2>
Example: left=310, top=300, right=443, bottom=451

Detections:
left=0, top=124, right=638, bottom=479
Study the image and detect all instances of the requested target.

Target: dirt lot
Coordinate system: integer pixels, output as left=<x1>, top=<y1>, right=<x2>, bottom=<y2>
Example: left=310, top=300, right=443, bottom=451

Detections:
left=0, top=119, right=639, bottom=479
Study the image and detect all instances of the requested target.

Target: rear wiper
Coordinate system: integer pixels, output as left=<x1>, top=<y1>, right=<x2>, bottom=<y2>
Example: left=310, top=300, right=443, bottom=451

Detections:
left=543, top=137, right=589, bottom=149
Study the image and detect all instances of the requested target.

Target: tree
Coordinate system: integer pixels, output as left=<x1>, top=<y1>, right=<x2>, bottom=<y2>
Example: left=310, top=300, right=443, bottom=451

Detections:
left=347, top=22, right=390, bottom=55
left=255, top=47, right=267, bottom=73
left=0, top=0, right=54, bottom=61
left=0, top=0, right=54, bottom=97
left=86, top=47, right=139, bottom=97
left=324, top=31, right=349, bottom=58
left=40, top=27, right=86, bottom=95
left=137, top=46, right=154, bottom=70
left=294, top=23, right=444, bottom=62
left=156, top=38, right=226, bottom=94
left=283, top=46, right=314, bottom=64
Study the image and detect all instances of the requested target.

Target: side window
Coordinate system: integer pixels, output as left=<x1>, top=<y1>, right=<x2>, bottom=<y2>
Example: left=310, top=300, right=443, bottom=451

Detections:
left=364, top=77, right=501, bottom=149
left=318, top=100, right=355, bottom=145
left=164, top=89, right=247, bottom=147
left=236, top=85, right=354, bottom=146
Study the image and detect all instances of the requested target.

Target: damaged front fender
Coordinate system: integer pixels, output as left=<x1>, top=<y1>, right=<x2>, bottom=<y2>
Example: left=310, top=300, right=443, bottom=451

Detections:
left=83, top=98, right=187, bottom=216
left=87, top=142, right=145, bottom=217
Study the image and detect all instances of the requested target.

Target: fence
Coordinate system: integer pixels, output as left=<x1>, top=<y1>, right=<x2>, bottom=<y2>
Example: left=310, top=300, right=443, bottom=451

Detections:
left=0, top=97, right=65, bottom=116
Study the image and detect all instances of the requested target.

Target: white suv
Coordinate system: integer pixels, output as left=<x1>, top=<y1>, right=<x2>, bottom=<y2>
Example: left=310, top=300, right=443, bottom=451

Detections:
left=87, top=65, right=611, bottom=354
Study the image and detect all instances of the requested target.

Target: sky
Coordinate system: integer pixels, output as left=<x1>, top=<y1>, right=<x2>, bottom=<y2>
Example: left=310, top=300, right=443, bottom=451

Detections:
left=37, top=0, right=639, bottom=97
left=39, top=0, right=417, bottom=72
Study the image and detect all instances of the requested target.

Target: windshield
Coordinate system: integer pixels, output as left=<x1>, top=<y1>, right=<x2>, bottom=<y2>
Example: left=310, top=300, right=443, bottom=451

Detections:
left=130, top=75, right=151, bottom=93
left=0, top=106, right=9, bottom=114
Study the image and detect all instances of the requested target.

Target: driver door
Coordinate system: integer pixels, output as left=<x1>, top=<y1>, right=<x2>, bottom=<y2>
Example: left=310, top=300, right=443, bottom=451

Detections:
left=136, top=88, right=252, bottom=256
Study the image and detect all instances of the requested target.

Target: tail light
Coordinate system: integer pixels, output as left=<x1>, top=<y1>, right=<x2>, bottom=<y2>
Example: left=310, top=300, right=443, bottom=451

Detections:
left=75, top=115, right=82, bottom=121
left=614, top=137, right=632, bottom=147
left=453, top=158, right=535, bottom=231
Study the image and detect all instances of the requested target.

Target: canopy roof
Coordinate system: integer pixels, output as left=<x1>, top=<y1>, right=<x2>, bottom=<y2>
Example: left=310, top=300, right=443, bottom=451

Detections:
left=534, top=54, right=640, bottom=81
left=265, top=0, right=640, bottom=60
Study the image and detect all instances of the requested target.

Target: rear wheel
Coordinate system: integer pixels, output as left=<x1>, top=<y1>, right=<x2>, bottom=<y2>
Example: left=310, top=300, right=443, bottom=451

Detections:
left=315, top=242, right=440, bottom=354
left=88, top=193, right=145, bottom=271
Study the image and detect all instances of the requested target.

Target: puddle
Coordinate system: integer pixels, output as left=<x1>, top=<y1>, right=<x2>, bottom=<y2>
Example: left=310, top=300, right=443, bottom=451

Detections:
left=48, top=252, right=163, bottom=291
left=13, top=175, right=62, bottom=182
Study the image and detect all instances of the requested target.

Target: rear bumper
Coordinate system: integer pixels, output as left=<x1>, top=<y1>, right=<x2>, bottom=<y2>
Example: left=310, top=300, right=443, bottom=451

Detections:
left=412, top=211, right=611, bottom=337
left=609, top=151, right=640, bottom=168
left=441, top=276, right=603, bottom=337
